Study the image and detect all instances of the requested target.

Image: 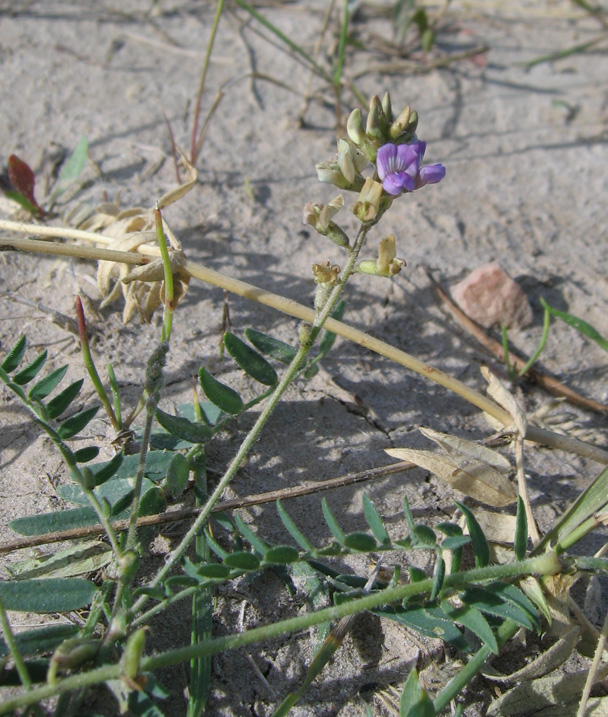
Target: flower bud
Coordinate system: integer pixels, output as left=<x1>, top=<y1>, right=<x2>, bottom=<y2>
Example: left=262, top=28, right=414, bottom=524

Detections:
left=347, top=108, right=365, bottom=145
left=121, top=627, right=147, bottom=688
left=365, top=95, right=385, bottom=141
left=381, top=92, right=393, bottom=122
left=389, top=105, right=412, bottom=140
left=377, top=235, right=406, bottom=276
left=356, top=259, right=379, bottom=276
left=312, top=261, right=340, bottom=285
left=48, top=639, right=100, bottom=685
left=337, top=139, right=356, bottom=183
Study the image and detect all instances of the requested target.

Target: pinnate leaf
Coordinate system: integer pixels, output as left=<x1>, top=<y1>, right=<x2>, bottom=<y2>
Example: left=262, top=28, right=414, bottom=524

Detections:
left=223, top=552, right=260, bottom=571
left=245, top=328, right=297, bottom=364
left=264, top=546, right=300, bottom=565
left=156, top=407, right=212, bottom=443
left=1, top=334, right=27, bottom=373
left=10, top=506, right=99, bottom=536
left=362, top=494, right=390, bottom=545
left=28, top=365, right=68, bottom=401
left=343, top=532, right=377, bottom=552
left=456, top=502, right=490, bottom=568
left=276, top=499, right=313, bottom=551
left=321, top=498, right=345, bottom=543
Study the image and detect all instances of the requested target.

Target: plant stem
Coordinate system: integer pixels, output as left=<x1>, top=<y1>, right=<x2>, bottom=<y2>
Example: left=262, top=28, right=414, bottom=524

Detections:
left=130, top=222, right=371, bottom=617
left=140, top=552, right=560, bottom=670
left=75, top=297, right=118, bottom=430
left=190, top=0, right=225, bottom=164
left=125, top=343, right=168, bottom=552
left=433, top=619, right=518, bottom=713
left=154, top=208, right=174, bottom=343
left=0, top=596, right=31, bottom=691
left=0, top=553, right=561, bottom=714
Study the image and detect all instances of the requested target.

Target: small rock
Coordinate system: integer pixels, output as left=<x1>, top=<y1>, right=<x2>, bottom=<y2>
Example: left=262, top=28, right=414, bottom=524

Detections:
left=452, top=262, right=533, bottom=329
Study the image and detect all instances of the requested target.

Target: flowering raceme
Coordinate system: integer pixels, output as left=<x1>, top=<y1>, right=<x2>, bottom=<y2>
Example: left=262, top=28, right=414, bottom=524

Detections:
left=377, top=141, right=445, bottom=196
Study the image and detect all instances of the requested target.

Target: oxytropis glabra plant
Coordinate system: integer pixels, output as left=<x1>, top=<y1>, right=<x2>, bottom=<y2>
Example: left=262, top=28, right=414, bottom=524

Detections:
left=0, top=93, right=448, bottom=716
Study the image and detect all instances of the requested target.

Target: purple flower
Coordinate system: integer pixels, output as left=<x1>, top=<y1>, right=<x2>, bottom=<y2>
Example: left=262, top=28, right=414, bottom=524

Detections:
left=377, top=141, right=445, bottom=195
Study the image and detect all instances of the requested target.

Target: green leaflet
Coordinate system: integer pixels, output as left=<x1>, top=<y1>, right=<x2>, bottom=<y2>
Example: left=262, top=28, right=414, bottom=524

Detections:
left=0, top=578, right=98, bottom=613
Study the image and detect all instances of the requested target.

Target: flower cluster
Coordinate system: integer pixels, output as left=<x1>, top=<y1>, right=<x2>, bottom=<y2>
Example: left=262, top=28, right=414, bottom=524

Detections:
left=305, top=92, right=445, bottom=286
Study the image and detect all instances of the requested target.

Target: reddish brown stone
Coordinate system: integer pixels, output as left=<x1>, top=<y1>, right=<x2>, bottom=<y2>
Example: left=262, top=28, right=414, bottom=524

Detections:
left=452, top=262, right=533, bottom=329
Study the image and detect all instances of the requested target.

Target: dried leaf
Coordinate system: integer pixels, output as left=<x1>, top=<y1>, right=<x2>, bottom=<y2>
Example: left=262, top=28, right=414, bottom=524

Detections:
left=484, top=627, right=579, bottom=683
left=420, top=426, right=511, bottom=473
left=386, top=447, right=517, bottom=507
left=156, top=149, right=197, bottom=210
left=486, top=665, right=608, bottom=716
left=5, top=541, right=112, bottom=580
left=482, top=366, right=527, bottom=436
left=468, top=510, right=517, bottom=544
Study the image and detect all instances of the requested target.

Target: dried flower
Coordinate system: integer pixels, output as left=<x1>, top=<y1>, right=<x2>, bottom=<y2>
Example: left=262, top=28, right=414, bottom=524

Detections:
left=352, top=177, right=383, bottom=223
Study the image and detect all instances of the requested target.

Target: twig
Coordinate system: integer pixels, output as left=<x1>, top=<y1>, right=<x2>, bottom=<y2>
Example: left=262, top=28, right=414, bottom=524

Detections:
left=424, top=266, right=608, bottom=416
left=0, top=461, right=415, bottom=555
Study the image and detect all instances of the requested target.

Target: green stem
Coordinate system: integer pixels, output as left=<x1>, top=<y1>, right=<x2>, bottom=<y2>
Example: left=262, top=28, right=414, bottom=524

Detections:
left=140, top=552, right=560, bottom=670
left=518, top=304, right=551, bottom=376
left=190, top=0, right=225, bottom=164
left=128, top=339, right=313, bottom=618
left=129, top=223, right=371, bottom=618
left=0, top=553, right=560, bottom=715
left=106, top=363, right=122, bottom=430
left=154, top=208, right=173, bottom=343
left=125, top=345, right=168, bottom=552
left=0, top=596, right=31, bottom=690
left=25, top=412, right=122, bottom=556
left=75, top=296, right=118, bottom=430
left=433, top=619, right=519, bottom=713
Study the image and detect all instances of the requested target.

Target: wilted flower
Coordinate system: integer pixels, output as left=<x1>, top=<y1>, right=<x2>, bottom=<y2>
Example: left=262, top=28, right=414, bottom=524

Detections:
left=377, top=142, right=445, bottom=196
left=357, top=234, right=405, bottom=277
left=351, top=177, right=383, bottom=223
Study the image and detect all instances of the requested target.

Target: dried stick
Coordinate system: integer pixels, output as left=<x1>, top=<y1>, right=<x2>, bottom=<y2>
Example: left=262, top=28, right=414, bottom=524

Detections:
left=0, top=461, right=415, bottom=555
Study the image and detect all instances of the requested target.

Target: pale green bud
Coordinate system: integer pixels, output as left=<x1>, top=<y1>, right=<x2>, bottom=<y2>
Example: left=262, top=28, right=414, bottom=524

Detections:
left=381, top=92, right=393, bottom=122
left=356, top=259, right=379, bottom=276
left=356, top=235, right=406, bottom=277
left=389, top=105, right=412, bottom=140
left=48, top=639, right=100, bottom=685
left=347, top=108, right=365, bottom=145
left=365, top=95, right=385, bottom=141
left=121, top=627, right=147, bottom=685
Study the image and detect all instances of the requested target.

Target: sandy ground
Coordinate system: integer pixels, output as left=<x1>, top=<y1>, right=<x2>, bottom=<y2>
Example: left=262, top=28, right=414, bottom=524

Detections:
left=1, top=1, right=608, bottom=714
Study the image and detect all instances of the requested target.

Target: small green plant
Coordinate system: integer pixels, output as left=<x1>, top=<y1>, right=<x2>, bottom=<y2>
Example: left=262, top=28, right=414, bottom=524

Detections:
left=502, top=297, right=608, bottom=382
